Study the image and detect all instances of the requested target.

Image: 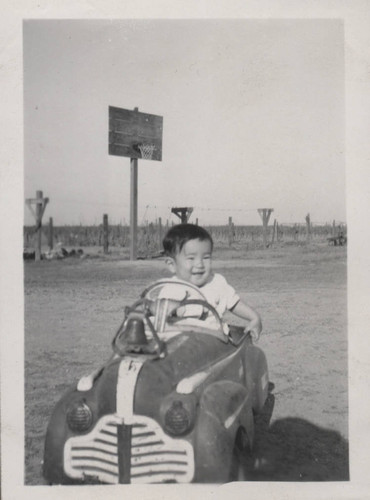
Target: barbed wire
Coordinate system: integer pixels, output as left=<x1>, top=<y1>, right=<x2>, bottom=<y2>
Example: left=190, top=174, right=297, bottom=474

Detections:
left=25, top=196, right=346, bottom=226
left=38, top=198, right=260, bottom=212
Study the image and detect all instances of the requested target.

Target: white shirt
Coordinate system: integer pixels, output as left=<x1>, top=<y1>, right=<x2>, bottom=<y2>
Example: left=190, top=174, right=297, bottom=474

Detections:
left=200, top=272, right=240, bottom=316
left=159, top=273, right=240, bottom=331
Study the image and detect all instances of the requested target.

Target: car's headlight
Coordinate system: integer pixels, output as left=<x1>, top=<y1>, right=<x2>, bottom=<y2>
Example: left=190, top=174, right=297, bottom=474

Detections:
left=162, top=396, right=196, bottom=436
left=66, top=400, right=93, bottom=432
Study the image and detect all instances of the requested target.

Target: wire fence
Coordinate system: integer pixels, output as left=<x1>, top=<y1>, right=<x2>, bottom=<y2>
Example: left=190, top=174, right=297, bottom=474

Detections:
left=23, top=220, right=347, bottom=256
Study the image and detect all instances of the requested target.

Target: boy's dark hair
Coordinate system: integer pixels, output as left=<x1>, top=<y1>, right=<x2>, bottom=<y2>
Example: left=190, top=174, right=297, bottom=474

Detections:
left=163, top=224, right=213, bottom=257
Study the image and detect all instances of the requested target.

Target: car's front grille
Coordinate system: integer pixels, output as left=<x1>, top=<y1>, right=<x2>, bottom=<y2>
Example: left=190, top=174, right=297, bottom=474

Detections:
left=130, top=416, right=194, bottom=483
left=64, top=414, right=194, bottom=483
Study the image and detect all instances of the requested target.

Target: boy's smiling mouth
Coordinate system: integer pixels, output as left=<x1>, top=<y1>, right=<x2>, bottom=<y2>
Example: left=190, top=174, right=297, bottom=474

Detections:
left=192, top=272, right=206, bottom=278
left=191, top=271, right=208, bottom=285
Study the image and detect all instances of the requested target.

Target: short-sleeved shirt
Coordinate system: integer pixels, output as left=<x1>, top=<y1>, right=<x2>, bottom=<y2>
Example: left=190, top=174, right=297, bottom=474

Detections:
left=159, top=273, right=240, bottom=331
left=199, top=273, right=240, bottom=319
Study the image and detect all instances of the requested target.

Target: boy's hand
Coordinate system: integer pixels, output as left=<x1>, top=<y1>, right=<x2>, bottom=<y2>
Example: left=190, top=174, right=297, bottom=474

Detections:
left=232, top=302, right=262, bottom=341
left=245, top=318, right=262, bottom=342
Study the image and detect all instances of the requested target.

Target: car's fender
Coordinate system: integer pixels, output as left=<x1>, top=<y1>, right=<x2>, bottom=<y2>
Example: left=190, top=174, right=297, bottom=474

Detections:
left=193, top=380, right=254, bottom=483
left=43, top=361, right=120, bottom=484
left=43, top=388, right=78, bottom=484
left=243, top=344, right=269, bottom=413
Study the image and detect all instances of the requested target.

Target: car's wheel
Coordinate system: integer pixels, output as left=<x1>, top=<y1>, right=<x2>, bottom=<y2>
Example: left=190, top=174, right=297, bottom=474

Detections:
left=229, top=448, right=247, bottom=481
left=228, top=428, right=251, bottom=482
left=253, top=382, right=275, bottom=436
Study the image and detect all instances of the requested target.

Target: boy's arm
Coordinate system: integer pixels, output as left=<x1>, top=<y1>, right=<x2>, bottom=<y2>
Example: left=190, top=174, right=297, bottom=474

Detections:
left=231, top=301, right=263, bottom=340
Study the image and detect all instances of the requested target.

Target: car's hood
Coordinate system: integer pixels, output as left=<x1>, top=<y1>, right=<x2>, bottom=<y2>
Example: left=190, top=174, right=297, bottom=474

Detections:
left=91, top=332, right=235, bottom=421
left=134, top=332, right=234, bottom=417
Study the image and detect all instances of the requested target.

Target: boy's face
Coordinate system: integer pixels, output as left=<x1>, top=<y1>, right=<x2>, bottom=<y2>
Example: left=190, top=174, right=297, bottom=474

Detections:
left=166, top=238, right=212, bottom=287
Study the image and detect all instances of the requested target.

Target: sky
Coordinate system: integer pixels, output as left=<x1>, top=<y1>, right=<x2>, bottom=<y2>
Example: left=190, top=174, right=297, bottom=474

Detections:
left=23, top=19, right=345, bottom=227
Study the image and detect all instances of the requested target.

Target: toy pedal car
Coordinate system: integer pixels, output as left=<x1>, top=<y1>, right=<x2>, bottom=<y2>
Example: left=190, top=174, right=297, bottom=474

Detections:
left=43, top=279, right=271, bottom=484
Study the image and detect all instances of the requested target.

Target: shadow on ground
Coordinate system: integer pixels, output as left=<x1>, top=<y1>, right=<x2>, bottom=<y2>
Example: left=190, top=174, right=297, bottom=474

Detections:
left=242, top=390, right=349, bottom=481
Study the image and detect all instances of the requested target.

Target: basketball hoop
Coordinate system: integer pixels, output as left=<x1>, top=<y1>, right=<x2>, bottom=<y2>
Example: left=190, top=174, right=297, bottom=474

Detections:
left=138, top=143, right=156, bottom=160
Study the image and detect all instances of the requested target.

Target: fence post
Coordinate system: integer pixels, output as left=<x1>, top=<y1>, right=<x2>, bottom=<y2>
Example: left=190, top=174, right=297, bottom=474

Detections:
left=294, top=224, right=298, bottom=241
left=228, top=217, right=233, bottom=247
left=271, top=219, right=277, bottom=245
left=257, top=208, right=274, bottom=248
left=48, top=217, right=54, bottom=250
left=25, top=190, right=49, bottom=261
left=103, top=214, right=109, bottom=254
left=171, top=207, right=193, bottom=223
left=305, top=213, right=311, bottom=242
left=158, top=217, right=163, bottom=251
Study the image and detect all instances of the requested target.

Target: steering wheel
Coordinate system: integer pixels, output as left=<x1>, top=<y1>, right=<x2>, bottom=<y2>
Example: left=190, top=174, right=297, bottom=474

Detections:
left=140, top=279, right=227, bottom=341
left=142, top=278, right=207, bottom=300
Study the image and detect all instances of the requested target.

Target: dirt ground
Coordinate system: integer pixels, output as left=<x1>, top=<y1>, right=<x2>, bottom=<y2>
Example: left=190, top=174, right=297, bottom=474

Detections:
left=24, top=243, right=348, bottom=484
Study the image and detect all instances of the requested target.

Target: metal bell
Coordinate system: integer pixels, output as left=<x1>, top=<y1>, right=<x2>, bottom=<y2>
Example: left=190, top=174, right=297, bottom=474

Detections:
left=124, top=318, right=147, bottom=345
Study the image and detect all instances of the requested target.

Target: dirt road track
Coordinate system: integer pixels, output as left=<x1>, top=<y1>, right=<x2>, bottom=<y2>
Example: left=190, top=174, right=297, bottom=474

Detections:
left=24, top=245, right=348, bottom=483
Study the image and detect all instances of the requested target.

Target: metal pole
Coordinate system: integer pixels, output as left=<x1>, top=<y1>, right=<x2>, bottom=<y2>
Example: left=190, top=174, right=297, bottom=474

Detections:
left=130, top=158, right=138, bottom=260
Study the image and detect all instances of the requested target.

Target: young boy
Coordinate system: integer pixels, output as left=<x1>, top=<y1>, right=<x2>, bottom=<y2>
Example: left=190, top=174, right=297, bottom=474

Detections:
left=161, top=223, right=262, bottom=339
left=77, top=223, right=262, bottom=391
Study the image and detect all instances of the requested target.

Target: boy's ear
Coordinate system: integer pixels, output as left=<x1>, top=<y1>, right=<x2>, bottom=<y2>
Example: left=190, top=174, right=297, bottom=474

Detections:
left=164, top=256, right=176, bottom=273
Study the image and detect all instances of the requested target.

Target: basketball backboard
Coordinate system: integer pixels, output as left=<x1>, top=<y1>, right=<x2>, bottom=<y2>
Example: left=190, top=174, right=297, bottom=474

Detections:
left=109, top=106, right=163, bottom=161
